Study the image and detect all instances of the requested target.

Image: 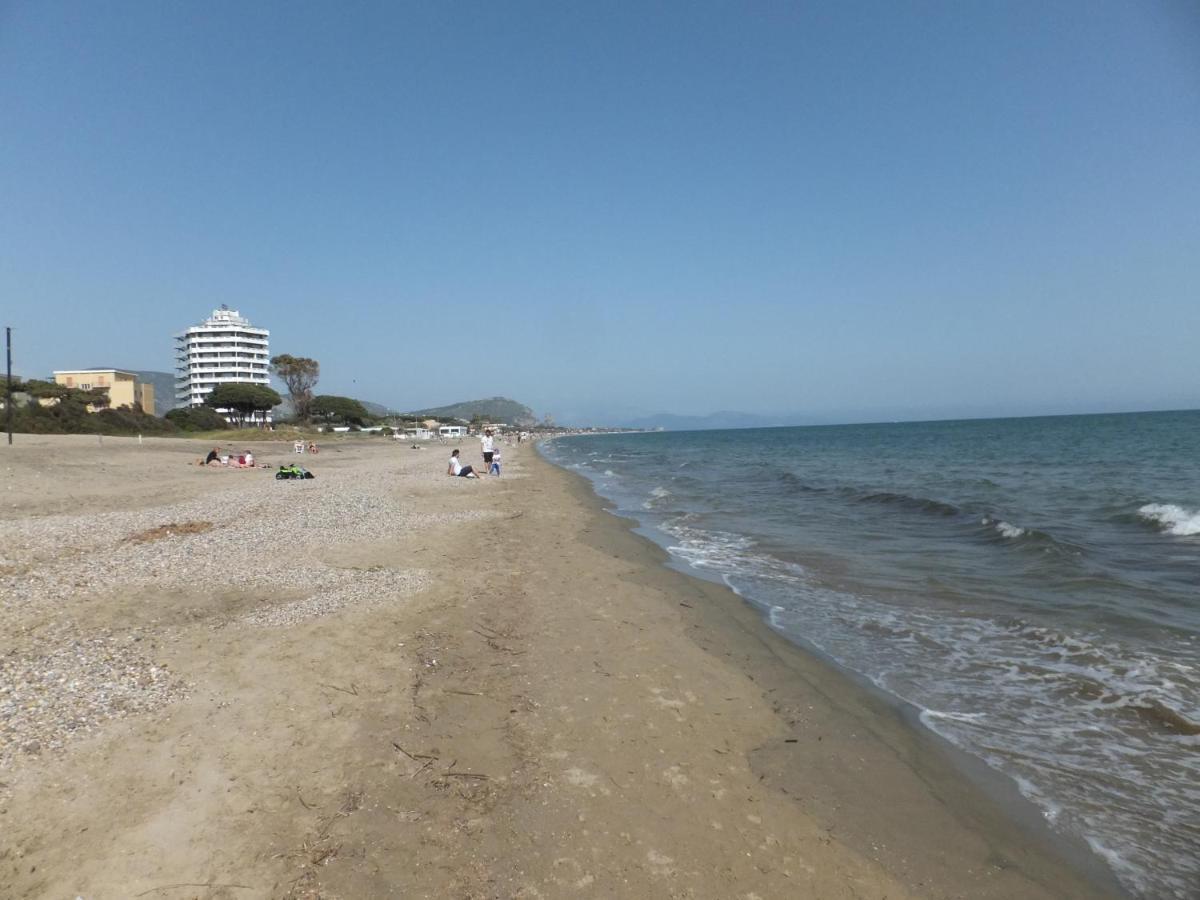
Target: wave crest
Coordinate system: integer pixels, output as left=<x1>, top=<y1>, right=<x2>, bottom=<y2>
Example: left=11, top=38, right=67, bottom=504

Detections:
left=1137, top=504, right=1200, bottom=536
left=982, top=517, right=1026, bottom=539
left=854, top=490, right=961, bottom=517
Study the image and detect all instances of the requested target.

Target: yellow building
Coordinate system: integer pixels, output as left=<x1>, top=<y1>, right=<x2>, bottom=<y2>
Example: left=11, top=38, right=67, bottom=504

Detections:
left=53, top=369, right=155, bottom=415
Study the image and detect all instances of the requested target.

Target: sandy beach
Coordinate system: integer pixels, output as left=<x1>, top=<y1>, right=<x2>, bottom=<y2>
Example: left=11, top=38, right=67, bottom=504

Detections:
left=0, top=434, right=1119, bottom=899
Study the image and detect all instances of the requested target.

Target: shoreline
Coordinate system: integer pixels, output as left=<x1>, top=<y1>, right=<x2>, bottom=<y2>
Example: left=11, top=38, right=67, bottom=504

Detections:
left=2, top=433, right=1124, bottom=897
left=535, top=443, right=1126, bottom=898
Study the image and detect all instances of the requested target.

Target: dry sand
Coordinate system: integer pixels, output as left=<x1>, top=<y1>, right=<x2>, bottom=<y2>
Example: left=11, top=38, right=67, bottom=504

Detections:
left=0, top=434, right=1120, bottom=898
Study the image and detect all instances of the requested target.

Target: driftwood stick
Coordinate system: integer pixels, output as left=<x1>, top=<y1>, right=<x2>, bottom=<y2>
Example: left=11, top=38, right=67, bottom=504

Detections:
left=136, top=884, right=253, bottom=897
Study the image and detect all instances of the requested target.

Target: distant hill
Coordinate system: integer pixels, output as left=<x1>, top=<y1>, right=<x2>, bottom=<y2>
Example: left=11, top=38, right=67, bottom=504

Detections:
left=409, top=396, right=537, bottom=426
left=361, top=400, right=395, bottom=417
left=126, top=370, right=176, bottom=416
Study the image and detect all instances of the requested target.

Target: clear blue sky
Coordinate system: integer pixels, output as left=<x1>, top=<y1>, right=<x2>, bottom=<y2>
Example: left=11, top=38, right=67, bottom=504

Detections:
left=2, top=1, right=1197, bottom=424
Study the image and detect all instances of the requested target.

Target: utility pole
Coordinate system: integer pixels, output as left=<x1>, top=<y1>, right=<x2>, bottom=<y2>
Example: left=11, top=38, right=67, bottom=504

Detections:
left=5, top=327, right=13, bottom=445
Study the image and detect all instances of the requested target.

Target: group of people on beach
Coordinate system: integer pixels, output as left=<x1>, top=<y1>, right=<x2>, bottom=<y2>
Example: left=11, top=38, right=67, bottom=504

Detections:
left=447, top=429, right=502, bottom=479
left=201, top=447, right=256, bottom=468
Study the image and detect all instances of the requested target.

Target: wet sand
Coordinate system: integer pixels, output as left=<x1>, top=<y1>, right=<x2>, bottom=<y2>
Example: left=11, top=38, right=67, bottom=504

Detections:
left=0, top=434, right=1119, bottom=898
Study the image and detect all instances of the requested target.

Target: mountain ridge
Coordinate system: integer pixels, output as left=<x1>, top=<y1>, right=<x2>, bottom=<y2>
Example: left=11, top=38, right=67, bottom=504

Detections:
left=408, top=396, right=537, bottom=425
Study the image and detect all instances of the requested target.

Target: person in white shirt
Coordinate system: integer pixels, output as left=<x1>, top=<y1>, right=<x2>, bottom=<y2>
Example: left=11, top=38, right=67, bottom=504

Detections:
left=480, top=430, right=495, bottom=472
left=448, top=449, right=478, bottom=478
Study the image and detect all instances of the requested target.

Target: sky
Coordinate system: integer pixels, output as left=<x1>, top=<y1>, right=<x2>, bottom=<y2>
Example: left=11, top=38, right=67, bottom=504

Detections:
left=1, top=1, right=1198, bottom=425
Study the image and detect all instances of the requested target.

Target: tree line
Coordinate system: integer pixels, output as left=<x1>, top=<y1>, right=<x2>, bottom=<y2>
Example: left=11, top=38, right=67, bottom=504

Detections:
left=2, top=354, right=379, bottom=434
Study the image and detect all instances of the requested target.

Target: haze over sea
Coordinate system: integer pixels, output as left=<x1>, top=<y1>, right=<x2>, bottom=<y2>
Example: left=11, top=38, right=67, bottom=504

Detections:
left=544, top=410, right=1200, bottom=899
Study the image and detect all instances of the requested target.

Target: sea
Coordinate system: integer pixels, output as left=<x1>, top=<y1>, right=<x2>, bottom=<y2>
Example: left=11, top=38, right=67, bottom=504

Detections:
left=540, top=410, right=1200, bottom=899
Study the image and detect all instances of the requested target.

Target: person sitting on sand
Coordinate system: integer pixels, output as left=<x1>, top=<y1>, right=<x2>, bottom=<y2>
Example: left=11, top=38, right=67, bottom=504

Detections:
left=244, top=450, right=254, bottom=467
left=204, top=447, right=221, bottom=465
left=448, top=449, right=478, bottom=478
left=308, top=442, right=319, bottom=454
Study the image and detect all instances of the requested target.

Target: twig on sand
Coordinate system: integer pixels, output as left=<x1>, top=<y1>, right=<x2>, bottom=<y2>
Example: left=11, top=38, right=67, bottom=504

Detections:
left=296, top=787, right=317, bottom=809
left=135, top=884, right=253, bottom=896
left=318, top=681, right=358, bottom=696
left=410, top=758, right=436, bottom=779
left=445, top=688, right=484, bottom=696
left=442, top=771, right=490, bottom=779
left=392, top=742, right=438, bottom=761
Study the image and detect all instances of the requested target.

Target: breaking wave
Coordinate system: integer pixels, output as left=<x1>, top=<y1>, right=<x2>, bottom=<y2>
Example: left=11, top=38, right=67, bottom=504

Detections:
left=1137, top=504, right=1200, bottom=537
left=983, top=517, right=1026, bottom=539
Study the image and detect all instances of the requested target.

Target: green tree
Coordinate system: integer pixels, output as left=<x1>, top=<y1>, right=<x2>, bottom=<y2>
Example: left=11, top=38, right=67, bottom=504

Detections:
left=204, top=383, right=282, bottom=427
left=310, top=395, right=370, bottom=426
left=22, top=379, right=70, bottom=400
left=269, top=354, right=320, bottom=421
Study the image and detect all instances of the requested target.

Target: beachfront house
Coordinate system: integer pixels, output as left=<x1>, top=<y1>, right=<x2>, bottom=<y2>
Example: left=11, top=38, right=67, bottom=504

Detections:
left=439, top=425, right=467, bottom=439
left=53, top=369, right=156, bottom=414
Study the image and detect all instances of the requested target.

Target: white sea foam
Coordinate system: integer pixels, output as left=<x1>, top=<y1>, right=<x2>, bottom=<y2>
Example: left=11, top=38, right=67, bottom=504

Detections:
left=642, top=486, right=672, bottom=509
left=982, top=516, right=1026, bottom=538
left=919, top=708, right=986, bottom=724
left=1138, top=504, right=1200, bottom=536
left=603, top=469, right=616, bottom=477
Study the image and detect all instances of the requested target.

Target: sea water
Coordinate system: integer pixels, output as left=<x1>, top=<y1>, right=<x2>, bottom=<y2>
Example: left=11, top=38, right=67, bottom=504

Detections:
left=541, top=411, right=1200, bottom=899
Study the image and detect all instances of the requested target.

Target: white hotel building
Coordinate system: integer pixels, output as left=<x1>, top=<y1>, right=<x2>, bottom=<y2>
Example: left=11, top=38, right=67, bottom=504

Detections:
left=174, top=306, right=271, bottom=416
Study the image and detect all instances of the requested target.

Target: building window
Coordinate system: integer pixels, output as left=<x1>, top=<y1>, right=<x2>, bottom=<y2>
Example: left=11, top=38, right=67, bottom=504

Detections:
left=81, top=383, right=91, bottom=390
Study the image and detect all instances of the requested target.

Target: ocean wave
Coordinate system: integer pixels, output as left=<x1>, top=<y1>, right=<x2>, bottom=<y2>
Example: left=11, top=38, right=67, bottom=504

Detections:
left=1137, top=504, right=1200, bottom=537
left=778, top=471, right=825, bottom=494
left=976, top=517, right=1085, bottom=559
left=852, top=490, right=962, bottom=517
left=983, top=517, right=1026, bottom=539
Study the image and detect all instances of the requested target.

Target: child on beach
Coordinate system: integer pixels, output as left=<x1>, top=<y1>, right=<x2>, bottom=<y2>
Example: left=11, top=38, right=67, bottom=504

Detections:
left=489, top=448, right=501, bottom=476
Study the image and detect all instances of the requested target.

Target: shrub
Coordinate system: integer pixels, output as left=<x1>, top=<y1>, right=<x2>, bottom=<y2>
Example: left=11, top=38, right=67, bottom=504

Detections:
left=90, top=407, right=178, bottom=435
left=166, top=407, right=229, bottom=432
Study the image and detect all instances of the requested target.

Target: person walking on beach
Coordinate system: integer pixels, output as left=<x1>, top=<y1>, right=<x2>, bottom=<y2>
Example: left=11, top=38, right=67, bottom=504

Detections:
left=480, top=429, right=495, bottom=472
left=448, top=448, right=478, bottom=478
left=489, top=447, right=501, bottom=476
